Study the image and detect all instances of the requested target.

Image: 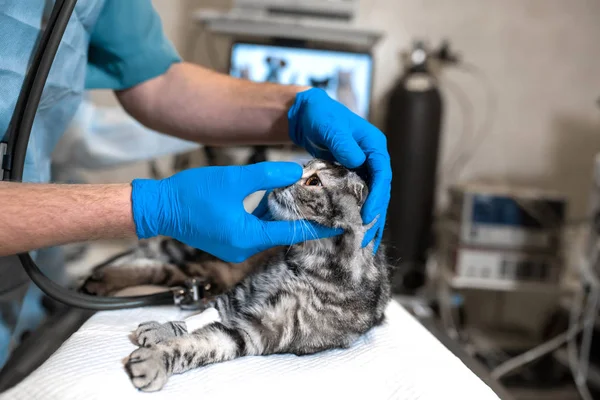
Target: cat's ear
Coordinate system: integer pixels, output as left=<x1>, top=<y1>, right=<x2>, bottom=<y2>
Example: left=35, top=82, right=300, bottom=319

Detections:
left=351, top=181, right=368, bottom=205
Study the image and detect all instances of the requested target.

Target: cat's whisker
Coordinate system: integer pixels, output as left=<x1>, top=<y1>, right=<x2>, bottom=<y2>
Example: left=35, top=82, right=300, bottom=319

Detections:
left=285, top=198, right=297, bottom=256
left=290, top=203, right=307, bottom=236
left=294, top=206, right=323, bottom=254
left=293, top=204, right=313, bottom=247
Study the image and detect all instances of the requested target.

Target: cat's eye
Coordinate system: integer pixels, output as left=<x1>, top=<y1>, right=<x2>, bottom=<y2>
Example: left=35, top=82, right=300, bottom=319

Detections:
left=304, top=175, right=322, bottom=187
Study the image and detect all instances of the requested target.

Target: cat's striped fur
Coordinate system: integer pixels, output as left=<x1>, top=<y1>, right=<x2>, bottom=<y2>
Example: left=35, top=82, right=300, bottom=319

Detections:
left=84, top=159, right=390, bottom=392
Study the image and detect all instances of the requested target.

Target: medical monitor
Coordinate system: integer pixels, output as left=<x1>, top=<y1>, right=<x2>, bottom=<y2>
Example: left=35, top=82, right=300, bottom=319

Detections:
left=229, top=42, right=374, bottom=119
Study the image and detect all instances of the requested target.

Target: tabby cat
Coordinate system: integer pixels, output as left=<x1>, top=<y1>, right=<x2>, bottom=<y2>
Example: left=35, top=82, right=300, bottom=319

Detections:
left=82, top=159, right=391, bottom=392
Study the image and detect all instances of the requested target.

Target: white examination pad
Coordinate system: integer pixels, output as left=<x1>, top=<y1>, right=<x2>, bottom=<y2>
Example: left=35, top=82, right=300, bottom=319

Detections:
left=1, top=301, right=499, bottom=400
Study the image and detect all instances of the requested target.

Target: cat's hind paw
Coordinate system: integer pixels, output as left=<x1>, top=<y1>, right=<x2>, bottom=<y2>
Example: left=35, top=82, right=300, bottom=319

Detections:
left=125, top=347, right=169, bottom=392
left=135, top=321, right=188, bottom=347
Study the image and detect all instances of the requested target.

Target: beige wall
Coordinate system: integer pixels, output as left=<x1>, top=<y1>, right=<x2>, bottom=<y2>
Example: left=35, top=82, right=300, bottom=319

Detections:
left=95, top=0, right=600, bottom=219
left=358, top=0, right=600, bottom=220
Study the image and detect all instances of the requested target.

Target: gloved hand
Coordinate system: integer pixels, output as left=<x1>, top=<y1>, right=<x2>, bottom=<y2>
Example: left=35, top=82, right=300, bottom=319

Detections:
left=288, top=88, right=392, bottom=251
left=131, top=162, right=341, bottom=263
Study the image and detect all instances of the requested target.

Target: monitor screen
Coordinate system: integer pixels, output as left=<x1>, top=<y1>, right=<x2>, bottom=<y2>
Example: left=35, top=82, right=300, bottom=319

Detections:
left=229, top=42, right=373, bottom=119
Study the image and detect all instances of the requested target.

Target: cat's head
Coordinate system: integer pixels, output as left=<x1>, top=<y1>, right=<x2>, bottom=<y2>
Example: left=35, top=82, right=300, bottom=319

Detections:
left=268, top=159, right=368, bottom=230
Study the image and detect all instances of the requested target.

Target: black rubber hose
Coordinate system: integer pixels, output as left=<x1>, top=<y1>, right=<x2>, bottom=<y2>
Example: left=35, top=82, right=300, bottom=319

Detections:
left=2, top=0, right=65, bottom=180
left=19, top=255, right=174, bottom=310
left=12, top=0, right=73, bottom=179
left=8, top=0, right=175, bottom=310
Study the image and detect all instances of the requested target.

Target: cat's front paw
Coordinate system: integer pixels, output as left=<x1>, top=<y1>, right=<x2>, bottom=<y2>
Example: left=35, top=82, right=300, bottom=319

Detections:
left=125, top=347, right=169, bottom=392
left=135, top=321, right=187, bottom=347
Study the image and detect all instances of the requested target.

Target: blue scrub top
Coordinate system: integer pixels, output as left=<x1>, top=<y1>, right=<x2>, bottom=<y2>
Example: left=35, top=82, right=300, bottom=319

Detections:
left=0, top=0, right=181, bottom=368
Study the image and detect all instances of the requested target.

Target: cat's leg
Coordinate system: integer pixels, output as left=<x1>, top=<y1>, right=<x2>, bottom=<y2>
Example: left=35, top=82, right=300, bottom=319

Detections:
left=134, top=321, right=188, bottom=347
left=133, top=307, right=221, bottom=347
left=81, top=260, right=188, bottom=296
left=125, top=321, right=250, bottom=392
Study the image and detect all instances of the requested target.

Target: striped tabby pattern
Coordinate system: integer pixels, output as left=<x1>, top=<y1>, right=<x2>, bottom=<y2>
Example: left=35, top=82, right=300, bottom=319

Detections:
left=84, top=159, right=390, bottom=392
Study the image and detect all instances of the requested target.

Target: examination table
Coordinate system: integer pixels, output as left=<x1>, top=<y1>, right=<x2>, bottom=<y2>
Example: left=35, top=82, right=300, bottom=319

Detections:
left=0, top=301, right=502, bottom=400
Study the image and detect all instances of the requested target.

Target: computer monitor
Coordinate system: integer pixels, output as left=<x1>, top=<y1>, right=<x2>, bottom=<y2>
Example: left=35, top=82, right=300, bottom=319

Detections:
left=229, top=42, right=374, bottom=119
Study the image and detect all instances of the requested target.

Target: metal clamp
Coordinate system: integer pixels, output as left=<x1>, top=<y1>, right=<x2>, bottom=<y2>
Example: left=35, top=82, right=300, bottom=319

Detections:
left=173, top=278, right=213, bottom=310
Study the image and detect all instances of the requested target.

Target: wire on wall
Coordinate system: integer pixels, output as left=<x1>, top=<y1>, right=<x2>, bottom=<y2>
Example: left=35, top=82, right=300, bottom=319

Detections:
left=438, top=77, right=475, bottom=188
left=488, top=242, right=598, bottom=394
left=441, top=62, right=498, bottom=185
left=569, top=242, right=600, bottom=400
left=567, top=277, right=594, bottom=400
left=490, top=321, right=584, bottom=380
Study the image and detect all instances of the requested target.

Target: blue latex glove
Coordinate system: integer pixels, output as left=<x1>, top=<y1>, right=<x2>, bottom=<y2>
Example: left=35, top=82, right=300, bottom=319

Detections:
left=288, top=88, right=392, bottom=251
left=131, top=162, right=341, bottom=263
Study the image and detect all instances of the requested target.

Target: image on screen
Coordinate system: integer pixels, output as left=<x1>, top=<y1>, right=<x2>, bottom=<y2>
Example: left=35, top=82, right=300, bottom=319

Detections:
left=230, top=43, right=373, bottom=119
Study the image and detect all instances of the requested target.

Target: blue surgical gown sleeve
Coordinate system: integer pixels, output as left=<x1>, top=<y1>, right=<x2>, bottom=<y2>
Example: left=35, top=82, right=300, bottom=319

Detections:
left=85, top=0, right=182, bottom=90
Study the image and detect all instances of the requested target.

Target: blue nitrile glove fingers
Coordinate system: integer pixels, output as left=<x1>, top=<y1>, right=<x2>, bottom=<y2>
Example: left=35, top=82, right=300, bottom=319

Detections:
left=358, top=133, right=392, bottom=248
left=288, top=88, right=392, bottom=252
left=131, top=162, right=342, bottom=263
left=251, top=189, right=272, bottom=220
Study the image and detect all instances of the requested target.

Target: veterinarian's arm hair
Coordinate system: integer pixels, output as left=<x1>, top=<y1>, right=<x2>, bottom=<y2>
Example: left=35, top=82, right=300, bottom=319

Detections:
left=0, top=182, right=135, bottom=256
left=116, top=62, right=310, bottom=146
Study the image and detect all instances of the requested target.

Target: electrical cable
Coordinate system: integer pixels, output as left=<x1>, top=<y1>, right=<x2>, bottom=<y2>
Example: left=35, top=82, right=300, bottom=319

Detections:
left=439, top=77, right=475, bottom=186
left=489, top=238, right=598, bottom=395
left=569, top=243, right=600, bottom=400
left=1, top=0, right=176, bottom=310
left=435, top=62, right=496, bottom=223
left=443, top=62, right=498, bottom=183
left=579, top=284, right=598, bottom=394
left=490, top=321, right=584, bottom=380
left=568, top=271, right=594, bottom=400
left=486, top=228, right=597, bottom=389
left=431, top=252, right=460, bottom=340
left=489, top=252, right=597, bottom=382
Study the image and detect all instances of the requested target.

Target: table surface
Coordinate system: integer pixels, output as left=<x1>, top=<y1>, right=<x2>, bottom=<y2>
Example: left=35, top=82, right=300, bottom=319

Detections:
left=1, top=301, right=502, bottom=400
left=393, top=295, right=513, bottom=400
left=419, top=318, right=514, bottom=400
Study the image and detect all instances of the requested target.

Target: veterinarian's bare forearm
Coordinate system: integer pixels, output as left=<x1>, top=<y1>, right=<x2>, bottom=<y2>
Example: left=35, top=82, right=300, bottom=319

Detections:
left=0, top=183, right=135, bottom=256
left=116, top=62, right=309, bottom=146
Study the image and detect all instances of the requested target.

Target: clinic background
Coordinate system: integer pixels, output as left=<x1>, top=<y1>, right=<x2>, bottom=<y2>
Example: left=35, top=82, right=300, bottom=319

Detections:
left=90, top=0, right=600, bottom=224
left=4, top=1, right=596, bottom=398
